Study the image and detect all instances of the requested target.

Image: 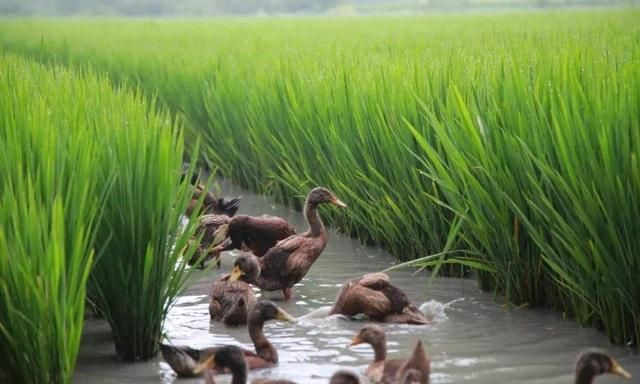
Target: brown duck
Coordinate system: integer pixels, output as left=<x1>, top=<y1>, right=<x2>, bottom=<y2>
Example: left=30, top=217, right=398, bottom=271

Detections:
left=188, top=213, right=232, bottom=268
left=212, top=214, right=296, bottom=257
left=329, top=272, right=431, bottom=324
left=574, top=349, right=631, bottom=383
left=183, top=173, right=241, bottom=217
left=250, top=187, right=346, bottom=300
left=160, top=301, right=296, bottom=377
left=348, top=325, right=430, bottom=384
left=197, top=345, right=298, bottom=384
left=209, top=253, right=259, bottom=325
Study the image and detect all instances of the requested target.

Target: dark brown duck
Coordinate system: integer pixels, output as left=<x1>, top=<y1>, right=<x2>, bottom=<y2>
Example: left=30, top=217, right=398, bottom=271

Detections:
left=209, top=253, right=260, bottom=325
left=251, top=187, right=346, bottom=300
left=160, top=301, right=296, bottom=377
left=329, top=272, right=431, bottom=325
left=212, top=214, right=296, bottom=257
left=196, top=345, right=298, bottom=384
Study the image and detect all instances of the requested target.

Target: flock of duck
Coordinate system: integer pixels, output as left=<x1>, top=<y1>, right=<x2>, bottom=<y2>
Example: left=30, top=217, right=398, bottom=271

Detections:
left=159, top=176, right=633, bottom=384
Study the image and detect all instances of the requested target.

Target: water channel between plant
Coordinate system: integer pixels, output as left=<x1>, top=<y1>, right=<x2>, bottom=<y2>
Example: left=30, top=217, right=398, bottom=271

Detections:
left=73, top=180, right=640, bottom=383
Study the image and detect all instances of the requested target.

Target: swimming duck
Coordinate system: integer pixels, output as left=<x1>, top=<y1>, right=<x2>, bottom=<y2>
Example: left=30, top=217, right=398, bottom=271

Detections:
left=196, top=345, right=298, bottom=384
left=575, top=349, right=631, bottom=383
left=183, top=173, right=241, bottom=217
left=348, top=324, right=429, bottom=384
left=329, top=272, right=431, bottom=324
left=160, top=301, right=296, bottom=377
left=329, top=370, right=363, bottom=384
left=209, top=253, right=260, bottom=325
left=212, top=214, right=296, bottom=257
left=188, top=213, right=232, bottom=268
left=252, top=187, right=346, bottom=300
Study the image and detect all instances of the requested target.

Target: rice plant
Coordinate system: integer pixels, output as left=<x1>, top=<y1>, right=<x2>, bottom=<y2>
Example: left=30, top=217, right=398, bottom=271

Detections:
left=0, top=54, right=103, bottom=384
left=0, top=9, right=638, bottom=346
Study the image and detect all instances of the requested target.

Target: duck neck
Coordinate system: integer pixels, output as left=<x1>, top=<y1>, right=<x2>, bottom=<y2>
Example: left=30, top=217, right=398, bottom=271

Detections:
left=230, top=366, right=248, bottom=384
left=370, top=339, right=387, bottom=362
left=574, top=370, right=595, bottom=384
left=304, top=201, right=324, bottom=237
left=249, top=318, right=278, bottom=363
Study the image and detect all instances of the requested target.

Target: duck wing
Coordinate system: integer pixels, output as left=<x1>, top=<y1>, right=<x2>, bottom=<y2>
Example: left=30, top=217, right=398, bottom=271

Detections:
left=230, top=215, right=295, bottom=256
left=331, top=273, right=393, bottom=319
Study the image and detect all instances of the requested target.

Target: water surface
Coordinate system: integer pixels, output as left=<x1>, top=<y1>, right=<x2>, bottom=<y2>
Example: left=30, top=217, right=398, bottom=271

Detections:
left=74, top=181, right=640, bottom=383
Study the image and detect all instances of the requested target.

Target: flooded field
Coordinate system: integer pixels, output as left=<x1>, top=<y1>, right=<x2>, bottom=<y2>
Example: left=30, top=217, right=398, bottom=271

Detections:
left=73, top=181, right=639, bottom=383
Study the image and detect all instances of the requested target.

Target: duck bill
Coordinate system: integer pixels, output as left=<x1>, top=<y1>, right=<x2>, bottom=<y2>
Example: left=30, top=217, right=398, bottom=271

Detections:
left=193, top=355, right=215, bottom=375
left=611, top=359, right=632, bottom=379
left=330, top=197, right=347, bottom=208
left=229, top=266, right=243, bottom=282
left=349, top=335, right=363, bottom=347
left=276, top=308, right=297, bottom=323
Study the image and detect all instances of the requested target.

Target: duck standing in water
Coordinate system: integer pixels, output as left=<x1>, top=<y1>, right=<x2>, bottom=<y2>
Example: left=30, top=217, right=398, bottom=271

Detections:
left=211, top=214, right=296, bottom=257
left=574, top=349, right=631, bottom=383
left=196, top=345, right=298, bottom=384
left=252, top=187, right=346, bottom=300
left=161, top=301, right=296, bottom=377
left=329, top=272, right=431, bottom=324
left=348, top=325, right=429, bottom=384
left=209, top=253, right=260, bottom=325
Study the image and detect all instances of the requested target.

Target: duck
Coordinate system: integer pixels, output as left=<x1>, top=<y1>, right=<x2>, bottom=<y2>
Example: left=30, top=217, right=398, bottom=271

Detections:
left=250, top=187, right=346, bottom=300
left=348, top=324, right=429, bottom=384
left=196, top=345, right=298, bottom=384
left=183, top=173, right=241, bottom=217
left=209, top=252, right=260, bottom=325
left=160, top=301, right=296, bottom=377
left=188, top=213, right=232, bottom=268
left=329, top=272, right=431, bottom=325
left=212, top=214, right=296, bottom=257
left=329, top=370, right=363, bottom=384
left=574, top=349, right=631, bottom=383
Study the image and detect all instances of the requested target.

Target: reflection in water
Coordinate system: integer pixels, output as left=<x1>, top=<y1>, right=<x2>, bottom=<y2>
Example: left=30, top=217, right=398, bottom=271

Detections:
left=73, top=181, right=639, bottom=383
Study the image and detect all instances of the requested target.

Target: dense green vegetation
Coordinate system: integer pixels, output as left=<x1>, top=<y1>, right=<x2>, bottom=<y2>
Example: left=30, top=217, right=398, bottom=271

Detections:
left=0, top=54, right=202, bottom=382
left=1, top=9, right=639, bottom=350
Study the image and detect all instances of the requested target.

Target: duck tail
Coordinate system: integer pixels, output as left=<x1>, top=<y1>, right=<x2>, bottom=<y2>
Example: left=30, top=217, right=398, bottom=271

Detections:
left=218, top=197, right=241, bottom=217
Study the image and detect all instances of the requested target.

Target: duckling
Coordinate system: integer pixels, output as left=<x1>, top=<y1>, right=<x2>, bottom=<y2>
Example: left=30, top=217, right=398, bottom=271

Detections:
left=212, top=214, right=296, bottom=257
left=348, top=325, right=429, bottom=384
left=209, top=252, right=260, bottom=325
left=254, top=187, right=346, bottom=300
left=575, top=349, right=631, bottom=383
left=329, top=272, right=431, bottom=324
left=196, top=345, right=298, bottom=384
left=160, top=301, right=296, bottom=377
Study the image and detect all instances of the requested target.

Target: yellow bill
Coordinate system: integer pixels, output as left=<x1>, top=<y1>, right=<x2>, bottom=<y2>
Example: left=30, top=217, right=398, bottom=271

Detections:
left=193, top=354, right=215, bottom=375
left=349, top=335, right=363, bottom=347
left=611, top=359, right=632, bottom=379
left=229, top=266, right=243, bottom=282
left=331, top=197, right=347, bottom=208
left=275, top=308, right=297, bottom=323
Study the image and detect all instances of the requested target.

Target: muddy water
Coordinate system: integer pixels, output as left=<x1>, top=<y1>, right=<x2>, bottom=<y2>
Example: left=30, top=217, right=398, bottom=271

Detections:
left=73, top=181, right=640, bottom=384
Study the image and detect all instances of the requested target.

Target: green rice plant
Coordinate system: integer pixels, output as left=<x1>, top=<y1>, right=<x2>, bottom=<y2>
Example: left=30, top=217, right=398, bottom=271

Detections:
left=0, top=54, right=103, bottom=383
left=86, top=103, right=202, bottom=360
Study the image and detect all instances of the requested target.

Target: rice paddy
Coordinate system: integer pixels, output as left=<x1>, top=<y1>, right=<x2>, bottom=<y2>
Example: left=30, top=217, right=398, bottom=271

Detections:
left=0, top=7, right=639, bottom=382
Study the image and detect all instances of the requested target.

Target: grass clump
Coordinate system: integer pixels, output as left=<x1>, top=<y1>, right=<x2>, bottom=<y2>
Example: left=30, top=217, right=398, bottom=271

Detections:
left=0, top=54, right=102, bottom=383
left=0, top=52, right=202, bottom=384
